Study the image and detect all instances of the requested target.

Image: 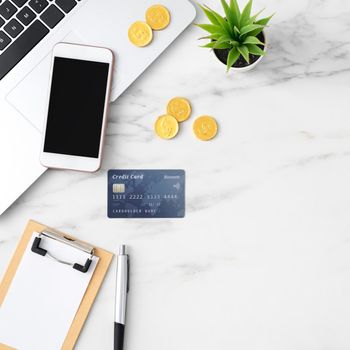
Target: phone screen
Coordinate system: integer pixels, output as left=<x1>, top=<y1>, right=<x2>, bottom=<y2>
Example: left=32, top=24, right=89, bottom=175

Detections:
left=43, top=57, right=110, bottom=158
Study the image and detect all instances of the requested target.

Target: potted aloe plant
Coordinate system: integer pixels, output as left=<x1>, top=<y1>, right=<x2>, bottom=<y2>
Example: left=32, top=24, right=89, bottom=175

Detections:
left=197, top=0, right=273, bottom=72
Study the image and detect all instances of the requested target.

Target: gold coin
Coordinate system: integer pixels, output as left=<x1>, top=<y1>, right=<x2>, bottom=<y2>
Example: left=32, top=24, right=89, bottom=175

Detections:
left=146, top=5, right=171, bottom=30
left=193, top=116, right=218, bottom=141
left=167, top=97, right=192, bottom=122
left=155, top=114, right=179, bottom=139
left=128, top=21, right=153, bottom=47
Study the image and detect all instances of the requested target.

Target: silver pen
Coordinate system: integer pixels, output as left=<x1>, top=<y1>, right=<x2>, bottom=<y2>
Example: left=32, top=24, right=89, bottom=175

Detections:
left=114, top=245, right=129, bottom=350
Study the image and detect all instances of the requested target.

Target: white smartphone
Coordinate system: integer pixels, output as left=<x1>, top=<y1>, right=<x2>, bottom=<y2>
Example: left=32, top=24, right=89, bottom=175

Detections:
left=40, top=43, right=114, bottom=172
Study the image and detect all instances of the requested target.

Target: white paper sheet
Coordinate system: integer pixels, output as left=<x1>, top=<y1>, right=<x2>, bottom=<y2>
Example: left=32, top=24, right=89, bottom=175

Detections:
left=0, top=232, right=98, bottom=350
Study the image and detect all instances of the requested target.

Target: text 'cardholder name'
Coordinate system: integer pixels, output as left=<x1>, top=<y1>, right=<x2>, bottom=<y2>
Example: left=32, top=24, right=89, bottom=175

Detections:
left=108, top=170, right=185, bottom=218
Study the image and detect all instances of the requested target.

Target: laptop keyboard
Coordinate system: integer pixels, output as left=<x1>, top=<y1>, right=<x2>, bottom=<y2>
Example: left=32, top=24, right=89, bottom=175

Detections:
left=0, top=0, right=78, bottom=80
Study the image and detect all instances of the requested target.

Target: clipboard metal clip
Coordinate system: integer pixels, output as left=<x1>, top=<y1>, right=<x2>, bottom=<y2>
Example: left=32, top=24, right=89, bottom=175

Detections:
left=31, top=230, right=95, bottom=273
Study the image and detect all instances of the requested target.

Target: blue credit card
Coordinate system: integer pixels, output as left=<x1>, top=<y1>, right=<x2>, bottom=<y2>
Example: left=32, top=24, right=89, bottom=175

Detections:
left=108, top=170, right=185, bottom=218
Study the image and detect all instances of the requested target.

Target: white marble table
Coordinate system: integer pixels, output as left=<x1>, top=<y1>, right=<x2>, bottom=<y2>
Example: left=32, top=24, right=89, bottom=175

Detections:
left=1, top=0, right=350, bottom=349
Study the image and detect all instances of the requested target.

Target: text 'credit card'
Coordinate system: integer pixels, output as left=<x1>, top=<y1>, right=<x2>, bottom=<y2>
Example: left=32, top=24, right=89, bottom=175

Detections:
left=108, top=170, right=185, bottom=218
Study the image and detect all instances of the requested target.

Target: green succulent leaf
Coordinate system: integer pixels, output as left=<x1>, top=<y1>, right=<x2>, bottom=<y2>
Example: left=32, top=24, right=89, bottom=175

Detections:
left=220, top=0, right=236, bottom=32
left=197, top=4, right=220, bottom=25
left=246, top=44, right=265, bottom=56
left=239, top=24, right=264, bottom=38
left=230, top=0, right=241, bottom=24
left=249, top=14, right=274, bottom=36
left=199, top=33, right=224, bottom=40
left=237, top=45, right=250, bottom=63
left=230, top=40, right=240, bottom=46
left=249, top=8, right=265, bottom=24
left=239, top=0, right=252, bottom=27
left=242, top=36, right=264, bottom=45
left=200, top=42, right=217, bottom=48
left=204, top=4, right=232, bottom=35
left=213, top=35, right=232, bottom=48
left=201, top=41, right=232, bottom=49
left=226, top=47, right=241, bottom=71
left=195, top=23, right=226, bottom=35
left=233, top=26, right=240, bottom=38
left=219, top=34, right=234, bottom=42
left=255, top=13, right=274, bottom=26
left=214, top=42, right=233, bottom=49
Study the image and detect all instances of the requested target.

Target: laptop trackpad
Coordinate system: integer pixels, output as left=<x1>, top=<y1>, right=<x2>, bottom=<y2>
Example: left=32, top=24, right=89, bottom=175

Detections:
left=6, top=32, right=84, bottom=132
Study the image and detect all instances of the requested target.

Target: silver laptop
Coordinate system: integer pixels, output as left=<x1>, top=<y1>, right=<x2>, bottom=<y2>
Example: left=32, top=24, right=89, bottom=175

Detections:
left=0, top=0, right=196, bottom=215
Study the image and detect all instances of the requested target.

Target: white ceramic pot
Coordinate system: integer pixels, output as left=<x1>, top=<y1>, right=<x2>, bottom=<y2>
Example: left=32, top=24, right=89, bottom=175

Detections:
left=214, top=30, right=267, bottom=73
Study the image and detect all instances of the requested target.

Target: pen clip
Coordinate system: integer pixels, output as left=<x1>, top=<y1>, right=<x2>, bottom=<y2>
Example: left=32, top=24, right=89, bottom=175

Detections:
left=127, top=255, right=130, bottom=293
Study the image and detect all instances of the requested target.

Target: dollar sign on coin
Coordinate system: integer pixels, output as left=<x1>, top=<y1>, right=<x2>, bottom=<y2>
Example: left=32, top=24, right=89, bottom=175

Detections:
left=155, top=114, right=179, bottom=139
left=167, top=97, right=192, bottom=122
left=193, top=116, right=218, bottom=141
left=128, top=21, right=153, bottom=47
left=146, top=5, right=171, bottom=30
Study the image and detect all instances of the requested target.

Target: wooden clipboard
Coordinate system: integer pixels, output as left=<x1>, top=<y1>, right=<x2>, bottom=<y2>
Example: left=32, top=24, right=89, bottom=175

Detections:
left=0, top=220, right=113, bottom=350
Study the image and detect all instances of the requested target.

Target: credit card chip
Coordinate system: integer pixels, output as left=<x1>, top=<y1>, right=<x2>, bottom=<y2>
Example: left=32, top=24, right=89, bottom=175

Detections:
left=113, top=183, right=125, bottom=193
